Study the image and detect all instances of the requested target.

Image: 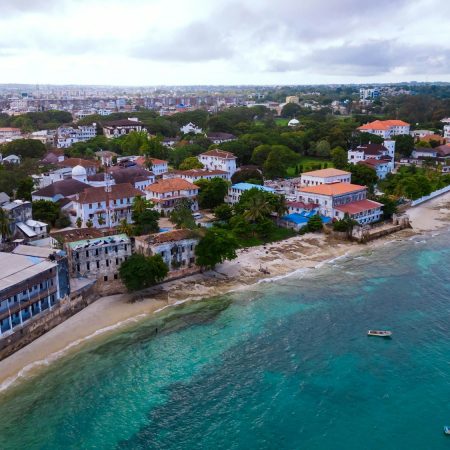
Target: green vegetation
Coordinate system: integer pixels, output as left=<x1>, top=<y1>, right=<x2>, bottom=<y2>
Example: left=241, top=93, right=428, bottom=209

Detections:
left=119, top=254, right=168, bottom=292
left=0, top=110, right=72, bottom=132
left=32, top=200, right=69, bottom=228
left=195, top=178, right=229, bottom=209
left=169, top=199, right=197, bottom=229
left=332, top=213, right=358, bottom=238
left=379, top=166, right=450, bottom=200
left=195, top=228, right=239, bottom=269
left=179, top=156, right=204, bottom=170
left=1, top=139, right=46, bottom=159
left=132, top=197, right=160, bottom=236
left=301, top=214, right=323, bottom=233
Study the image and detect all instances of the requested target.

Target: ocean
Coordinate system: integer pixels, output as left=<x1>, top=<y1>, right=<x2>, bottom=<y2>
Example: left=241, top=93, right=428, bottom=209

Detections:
left=0, top=230, right=449, bottom=449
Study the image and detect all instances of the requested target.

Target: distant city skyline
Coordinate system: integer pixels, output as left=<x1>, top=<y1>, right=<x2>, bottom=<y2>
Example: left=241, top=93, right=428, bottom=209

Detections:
left=1, top=0, right=449, bottom=85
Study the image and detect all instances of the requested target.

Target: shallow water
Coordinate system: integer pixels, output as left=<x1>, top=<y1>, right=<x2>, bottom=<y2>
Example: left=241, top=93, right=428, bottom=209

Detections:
left=0, top=232, right=449, bottom=449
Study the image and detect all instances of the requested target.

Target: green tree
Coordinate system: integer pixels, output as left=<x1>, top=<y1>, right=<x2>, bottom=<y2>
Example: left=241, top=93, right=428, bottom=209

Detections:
left=76, top=217, right=82, bottom=228
left=179, top=156, right=204, bottom=170
left=169, top=199, right=196, bottom=229
left=349, top=164, right=378, bottom=188
left=377, top=195, right=398, bottom=219
left=195, top=228, right=239, bottom=269
left=214, top=203, right=233, bottom=221
left=86, top=219, right=93, bottom=228
left=314, top=140, right=331, bottom=158
left=32, top=200, right=60, bottom=226
left=196, top=178, right=229, bottom=209
left=119, top=254, right=168, bottom=291
left=332, top=213, right=358, bottom=238
left=231, top=168, right=263, bottom=185
left=241, top=190, right=272, bottom=223
left=0, top=208, right=11, bottom=241
left=118, top=219, right=134, bottom=235
left=2, top=139, right=46, bottom=159
left=416, top=140, right=431, bottom=148
left=251, top=144, right=272, bottom=166
left=16, top=177, right=34, bottom=201
left=281, top=103, right=302, bottom=118
left=393, top=134, right=415, bottom=158
left=134, top=209, right=160, bottom=235
left=331, top=146, right=348, bottom=170
left=305, top=214, right=323, bottom=232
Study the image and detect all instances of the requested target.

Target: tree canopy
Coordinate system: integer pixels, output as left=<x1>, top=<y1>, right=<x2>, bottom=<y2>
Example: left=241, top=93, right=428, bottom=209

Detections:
left=119, top=254, right=168, bottom=291
left=195, top=228, right=239, bottom=269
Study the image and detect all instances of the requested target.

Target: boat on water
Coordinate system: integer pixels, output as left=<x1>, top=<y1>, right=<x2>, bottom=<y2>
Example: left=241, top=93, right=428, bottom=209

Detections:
left=367, top=330, right=392, bottom=337
left=444, top=426, right=450, bottom=435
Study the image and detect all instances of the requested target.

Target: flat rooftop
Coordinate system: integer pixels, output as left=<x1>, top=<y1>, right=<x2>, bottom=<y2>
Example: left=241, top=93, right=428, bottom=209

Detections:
left=0, top=252, right=56, bottom=293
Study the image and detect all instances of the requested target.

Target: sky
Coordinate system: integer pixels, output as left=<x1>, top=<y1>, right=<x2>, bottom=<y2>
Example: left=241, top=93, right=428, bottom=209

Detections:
left=1, top=0, right=449, bottom=86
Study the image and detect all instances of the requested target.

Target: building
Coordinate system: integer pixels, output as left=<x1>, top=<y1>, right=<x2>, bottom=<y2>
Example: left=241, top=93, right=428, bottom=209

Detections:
left=357, top=158, right=392, bottom=180
left=198, top=149, right=237, bottom=177
left=0, top=127, right=21, bottom=142
left=56, top=124, right=97, bottom=148
left=359, top=88, right=380, bottom=101
left=227, top=183, right=276, bottom=205
left=164, top=169, right=229, bottom=183
left=180, top=122, right=203, bottom=134
left=206, top=132, right=237, bottom=144
left=280, top=211, right=331, bottom=232
left=0, top=248, right=70, bottom=336
left=285, top=96, right=300, bottom=104
left=87, top=166, right=155, bottom=192
left=288, top=118, right=300, bottom=127
left=348, top=141, right=395, bottom=177
left=102, top=118, right=145, bottom=138
left=135, top=229, right=199, bottom=272
left=412, top=148, right=439, bottom=159
left=72, top=183, right=143, bottom=228
left=444, top=125, right=450, bottom=140
left=59, top=158, right=98, bottom=177
left=32, top=178, right=90, bottom=202
left=135, top=157, right=168, bottom=176
left=357, top=120, right=410, bottom=138
left=300, top=168, right=351, bottom=187
left=66, top=234, right=132, bottom=281
left=0, top=200, right=34, bottom=241
left=1, top=154, right=21, bottom=165
left=145, top=178, right=199, bottom=214
left=297, top=183, right=383, bottom=224
left=41, top=149, right=65, bottom=165
left=95, top=150, right=118, bottom=167
left=411, top=129, right=435, bottom=139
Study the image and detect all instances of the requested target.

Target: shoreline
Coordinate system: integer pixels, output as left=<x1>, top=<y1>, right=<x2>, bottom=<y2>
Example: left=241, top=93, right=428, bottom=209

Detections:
left=1, top=192, right=450, bottom=392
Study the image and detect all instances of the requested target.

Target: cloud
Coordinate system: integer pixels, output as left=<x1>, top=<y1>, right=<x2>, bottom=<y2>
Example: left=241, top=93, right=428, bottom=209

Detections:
left=1, top=0, right=62, bottom=15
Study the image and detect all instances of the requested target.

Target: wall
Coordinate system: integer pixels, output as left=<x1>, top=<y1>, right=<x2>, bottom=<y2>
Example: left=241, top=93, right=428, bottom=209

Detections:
left=0, top=285, right=97, bottom=361
left=410, top=184, right=450, bottom=206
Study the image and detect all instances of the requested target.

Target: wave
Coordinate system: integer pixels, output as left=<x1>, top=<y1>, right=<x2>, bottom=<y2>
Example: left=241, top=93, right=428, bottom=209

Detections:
left=0, top=313, right=148, bottom=393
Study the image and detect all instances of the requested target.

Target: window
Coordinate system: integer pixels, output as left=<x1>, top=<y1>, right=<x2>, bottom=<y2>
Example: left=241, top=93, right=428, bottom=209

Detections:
left=86, top=250, right=89, bottom=257
left=106, top=260, right=109, bottom=267
left=96, top=261, right=100, bottom=269
left=89, top=203, right=92, bottom=209
left=115, top=258, right=119, bottom=265
left=77, top=264, right=80, bottom=272
left=104, top=276, right=108, bottom=281
left=114, top=274, right=118, bottom=280
left=95, top=249, right=99, bottom=256
left=86, top=262, right=90, bottom=271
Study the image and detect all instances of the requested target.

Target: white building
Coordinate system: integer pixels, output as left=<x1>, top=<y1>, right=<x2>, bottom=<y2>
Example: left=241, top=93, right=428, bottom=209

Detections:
left=0, top=127, right=21, bottom=142
left=1, top=154, right=21, bottom=164
left=180, top=122, right=203, bottom=134
left=198, top=149, right=237, bottom=177
left=359, top=88, right=380, bottom=100
left=206, top=132, right=237, bottom=144
left=102, top=118, right=145, bottom=139
left=297, top=183, right=383, bottom=224
left=164, top=169, right=230, bottom=183
left=136, top=157, right=168, bottom=176
left=444, top=125, right=450, bottom=140
left=357, top=120, right=410, bottom=138
left=288, top=118, right=300, bottom=127
left=300, top=168, right=351, bottom=187
left=135, top=229, right=199, bottom=272
left=56, top=124, right=97, bottom=148
left=145, top=178, right=199, bottom=214
left=348, top=140, right=395, bottom=178
left=72, top=183, right=143, bottom=228
left=227, top=183, right=276, bottom=205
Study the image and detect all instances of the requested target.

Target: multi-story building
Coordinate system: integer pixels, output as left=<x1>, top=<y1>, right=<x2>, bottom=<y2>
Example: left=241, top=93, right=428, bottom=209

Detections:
left=198, top=149, right=237, bottom=177
left=357, top=120, right=410, bottom=138
left=1, top=200, right=32, bottom=238
left=102, top=118, right=145, bottom=138
left=136, top=157, right=168, bottom=176
left=66, top=233, right=132, bottom=282
left=180, top=122, right=203, bottom=134
left=359, top=88, right=380, bottom=100
left=164, top=169, right=230, bottom=183
left=56, top=124, right=97, bottom=148
left=72, top=183, right=143, bottom=228
left=444, top=125, right=450, bottom=140
left=59, top=158, right=98, bottom=177
left=297, top=183, right=383, bottom=224
left=206, top=132, right=237, bottom=144
left=145, top=178, right=199, bottom=214
left=0, top=247, right=70, bottom=336
left=227, top=183, right=276, bottom=205
left=87, top=166, right=155, bottom=192
left=0, top=127, right=21, bottom=143
left=348, top=141, right=395, bottom=178
left=300, top=168, right=351, bottom=187
left=32, top=178, right=90, bottom=202
left=135, top=229, right=199, bottom=272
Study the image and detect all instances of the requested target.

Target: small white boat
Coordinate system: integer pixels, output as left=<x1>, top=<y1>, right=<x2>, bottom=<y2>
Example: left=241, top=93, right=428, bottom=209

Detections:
left=367, top=330, right=392, bottom=337
left=444, top=426, right=450, bottom=435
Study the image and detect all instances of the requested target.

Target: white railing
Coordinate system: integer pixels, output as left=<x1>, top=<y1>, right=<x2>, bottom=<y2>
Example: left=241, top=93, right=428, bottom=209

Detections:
left=410, top=184, right=450, bottom=206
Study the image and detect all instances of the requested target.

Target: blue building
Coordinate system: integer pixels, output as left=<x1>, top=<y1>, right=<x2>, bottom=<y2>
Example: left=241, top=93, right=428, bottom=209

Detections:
left=0, top=246, right=70, bottom=336
left=227, top=183, right=276, bottom=204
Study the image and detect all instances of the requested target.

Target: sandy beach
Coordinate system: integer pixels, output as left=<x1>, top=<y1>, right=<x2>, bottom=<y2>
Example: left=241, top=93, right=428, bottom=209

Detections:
left=1, top=192, right=450, bottom=390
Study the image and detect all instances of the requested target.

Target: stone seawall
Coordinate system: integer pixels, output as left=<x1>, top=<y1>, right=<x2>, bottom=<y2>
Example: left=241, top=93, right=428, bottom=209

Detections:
left=0, top=286, right=98, bottom=362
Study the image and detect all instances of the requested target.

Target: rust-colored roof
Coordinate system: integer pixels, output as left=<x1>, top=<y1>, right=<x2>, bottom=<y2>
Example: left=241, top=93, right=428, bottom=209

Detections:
left=335, top=199, right=383, bottom=215
left=0, top=127, right=20, bottom=132
left=146, top=178, right=198, bottom=194
left=200, top=149, right=236, bottom=159
left=302, top=168, right=350, bottom=177
left=59, top=158, right=99, bottom=168
left=75, top=183, right=143, bottom=204
left=299, top=183, right=366, bottom=196
left=358, top=120, right=409, bottom=131
left=358, top=159, right=389, bottom=167
left=137, top=229, right=199, bottom=245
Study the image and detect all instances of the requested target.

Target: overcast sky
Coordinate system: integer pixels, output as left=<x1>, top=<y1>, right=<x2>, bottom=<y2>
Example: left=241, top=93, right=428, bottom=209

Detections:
left=1, top=0, right=449, bottom=85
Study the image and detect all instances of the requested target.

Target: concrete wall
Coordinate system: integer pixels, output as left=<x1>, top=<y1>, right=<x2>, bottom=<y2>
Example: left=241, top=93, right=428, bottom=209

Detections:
left=410, top=184, right=450, bottom=207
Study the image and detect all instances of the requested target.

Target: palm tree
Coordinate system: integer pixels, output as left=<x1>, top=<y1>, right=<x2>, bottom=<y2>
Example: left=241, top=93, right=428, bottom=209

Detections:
left=273, top=195, right=288, bottom=220
left=118, top=219, right=133, bottom=236
left=0, top=208, right=11, bottom=242
left=243, top=194, right=272, bottom=223
left=97, top=214, right=106, bottom=226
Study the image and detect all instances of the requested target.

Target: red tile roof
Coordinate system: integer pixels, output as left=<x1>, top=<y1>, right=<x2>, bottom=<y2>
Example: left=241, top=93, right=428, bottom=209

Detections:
left=302, top=168, right=350, bottom=177
left=358, top=120, right=409, bottom=131
left=200, top=149, right=236, bottom=159
left=75, top=183, right=143, bottom=204
left=146, top=178, right=198, bottom=194
left=59, top=158, right=98, bottom=168
left=299, top=183, right=366, bottom=196
left=335, top=199, right=383, bottom=215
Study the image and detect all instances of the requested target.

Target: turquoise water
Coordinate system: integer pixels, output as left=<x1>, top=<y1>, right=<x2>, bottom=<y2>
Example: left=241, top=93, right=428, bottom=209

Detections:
left=0, top=231, right=450, bottom=449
